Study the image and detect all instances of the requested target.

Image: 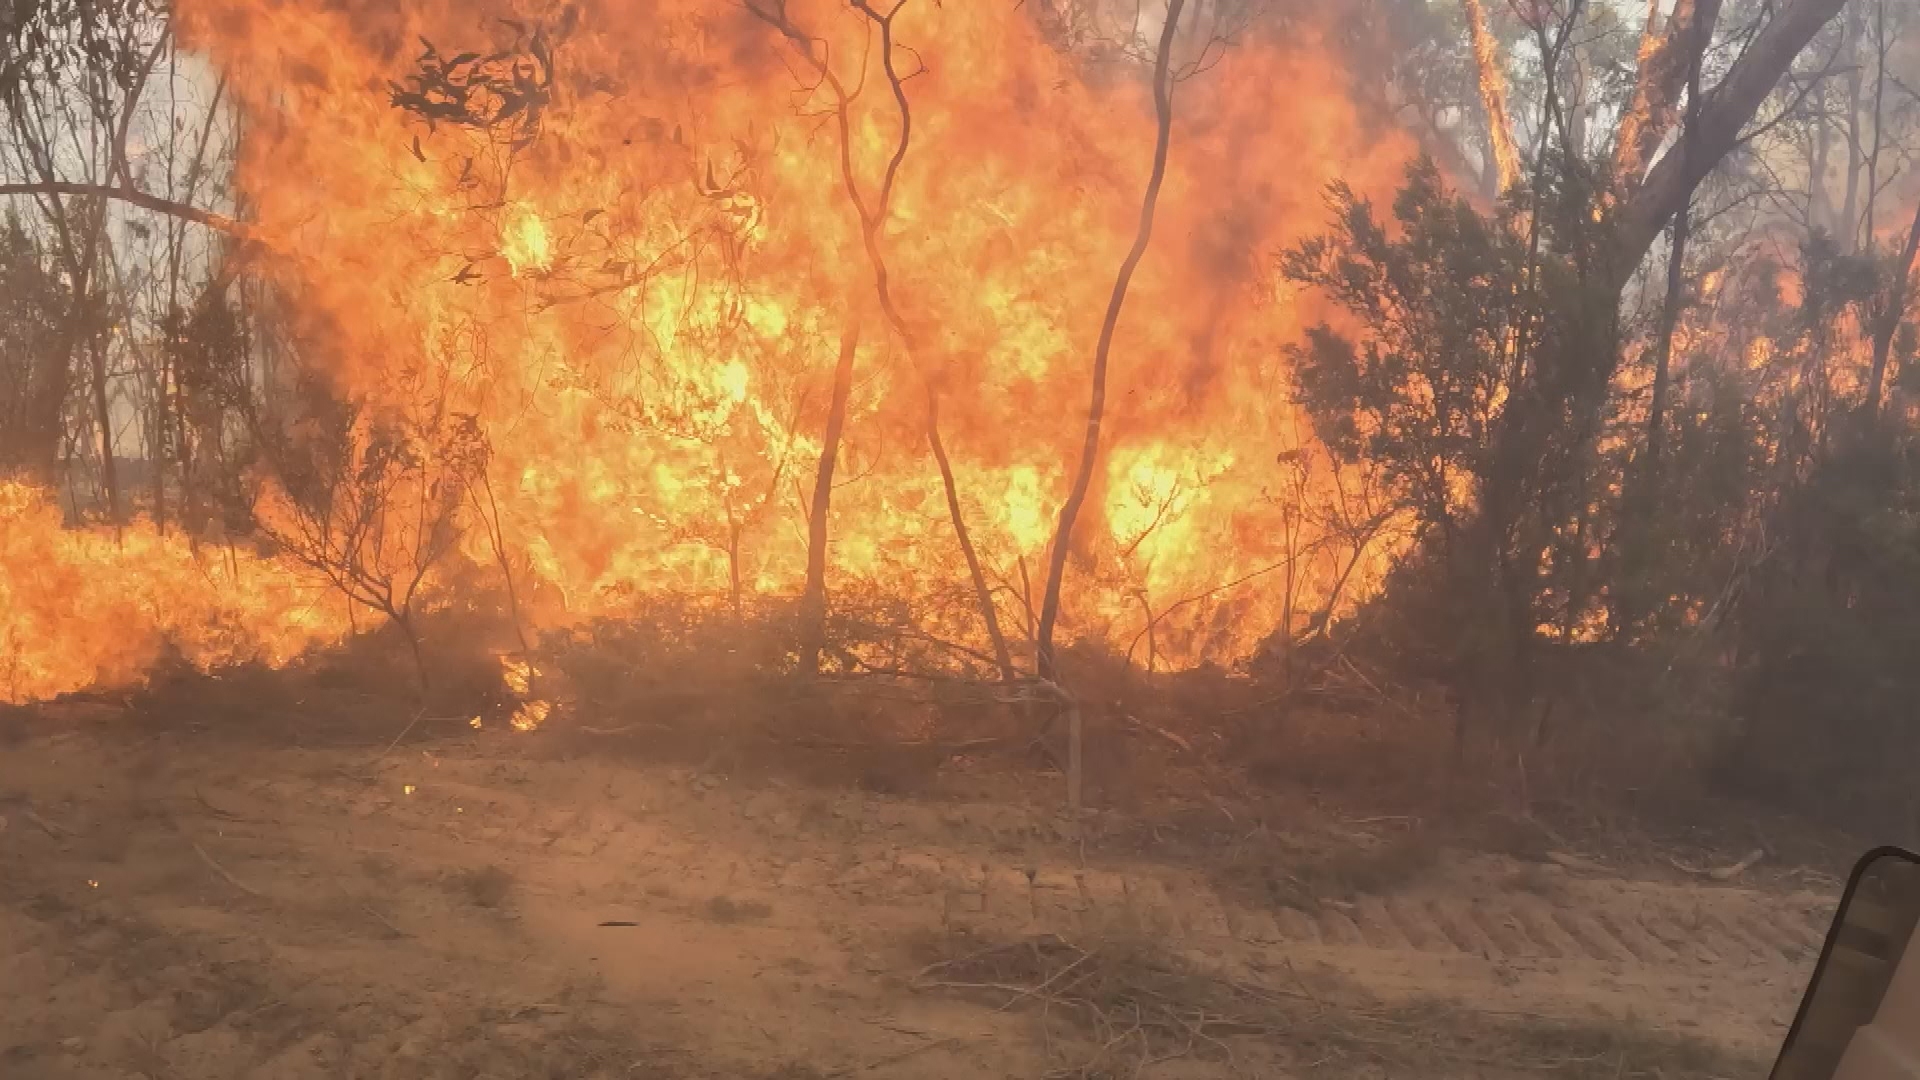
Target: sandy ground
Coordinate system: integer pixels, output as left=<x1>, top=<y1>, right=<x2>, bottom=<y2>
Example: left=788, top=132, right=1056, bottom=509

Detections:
left=0, top=698, right=1839, bottom=1079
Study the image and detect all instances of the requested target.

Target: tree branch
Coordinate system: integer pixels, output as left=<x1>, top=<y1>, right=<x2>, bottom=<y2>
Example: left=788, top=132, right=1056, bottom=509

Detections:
left=0, top=181, right=254, bottom=239
left=1616, top=0, right=1848, bottom=276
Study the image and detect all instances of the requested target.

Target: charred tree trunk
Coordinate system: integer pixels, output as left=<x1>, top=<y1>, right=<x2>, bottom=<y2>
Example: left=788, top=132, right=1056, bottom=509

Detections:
left=88, top=319, right=120, bottom=523
left=1035, top=0, right=1184, bottom=682
left=798, top=315, right=860, bottom=677
left=1866, top=199, right=1920, bottom=417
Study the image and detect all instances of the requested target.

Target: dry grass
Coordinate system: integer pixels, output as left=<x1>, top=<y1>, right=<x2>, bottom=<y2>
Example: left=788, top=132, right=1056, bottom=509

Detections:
left=1217, top=830, right=1441, bottom=914
left=910, top=931, right=1762, bottom=1079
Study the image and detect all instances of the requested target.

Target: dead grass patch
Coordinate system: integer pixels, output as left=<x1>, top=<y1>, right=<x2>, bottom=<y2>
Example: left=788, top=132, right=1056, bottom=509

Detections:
left=1219, top=831, right=1441, bottom=913
left=705, top=894, right=773, bottom=924
left=910, top=931, right=1761, bottom=1079
left=447, top=864, right=515, bottom=909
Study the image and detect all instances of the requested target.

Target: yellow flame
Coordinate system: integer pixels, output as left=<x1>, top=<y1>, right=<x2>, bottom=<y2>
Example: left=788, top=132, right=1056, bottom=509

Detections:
left=502, top=206, right=552, bottom=276
left=510, top=701, right=551, bottom=732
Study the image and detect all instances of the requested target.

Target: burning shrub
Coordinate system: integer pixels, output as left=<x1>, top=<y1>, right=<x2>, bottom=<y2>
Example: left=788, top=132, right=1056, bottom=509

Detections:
left=252, top=387, right=488, bottom=693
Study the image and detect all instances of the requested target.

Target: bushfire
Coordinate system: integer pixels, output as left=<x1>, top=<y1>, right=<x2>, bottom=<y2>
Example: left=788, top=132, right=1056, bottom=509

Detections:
left=2, top=0, right=1414, bottom=706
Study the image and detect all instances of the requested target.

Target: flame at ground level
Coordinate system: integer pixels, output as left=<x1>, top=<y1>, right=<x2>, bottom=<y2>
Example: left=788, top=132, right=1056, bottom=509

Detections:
left=0, top=483, right=348, bottom=704
left=2, top=1, right=1418, bottom=704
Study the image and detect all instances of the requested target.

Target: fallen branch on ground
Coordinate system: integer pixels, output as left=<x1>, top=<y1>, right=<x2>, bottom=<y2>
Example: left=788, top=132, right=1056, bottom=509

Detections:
left=23, top=805, right=72, bottom=838
left=1124, top=715, right=1194, bottom=754
left=826, top=1035, right=970, bottom=1077
left=1545, top=851, right=1606, bottom=874
left=1668, top=848, right=1766, bottom=882
left=192, top=840, right=265, bottom=898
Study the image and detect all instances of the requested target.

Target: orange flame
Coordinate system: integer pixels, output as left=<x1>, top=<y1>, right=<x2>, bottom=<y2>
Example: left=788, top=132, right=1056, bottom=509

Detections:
left=3, top=1, right=1416, bottom=703
left=0, top=482, right=346, bottom=703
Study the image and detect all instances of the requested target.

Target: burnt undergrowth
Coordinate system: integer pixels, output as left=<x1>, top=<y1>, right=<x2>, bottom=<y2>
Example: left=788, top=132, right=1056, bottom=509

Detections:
left=2, top=592, right=1867, bottom=873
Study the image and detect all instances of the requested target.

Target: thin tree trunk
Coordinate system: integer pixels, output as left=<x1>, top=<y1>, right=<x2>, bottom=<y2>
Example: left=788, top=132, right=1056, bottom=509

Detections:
left=397, top=611, right=430, bottom=696
left=1810, top=87, right=1831, bottom=234
left=925, top=389, right=1014, bottom=678
left=725, top=503, right=743, bottom=621
left=798, top=315, right=861, bottom=677
left=753, top=0, right=1015, bottom=680
left=1842, top=3, right=1864, bottom=248
left=1645, top=202, right=1691, bottom=484
left=1864, top=0, right=1887, bottom=244
left=89, top=324, right=120, bottom=523
left=1866, top=199, right=1920, bottom=417
left=1035, top=0, right=1185, bottom=682
left=1568, top=24, right=1591, bottom=158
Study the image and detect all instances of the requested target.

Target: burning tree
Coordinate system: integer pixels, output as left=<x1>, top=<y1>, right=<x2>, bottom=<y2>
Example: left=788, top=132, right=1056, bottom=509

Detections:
left=750, top=0, right=1017, bottom=681
left=8, top=0, right=1915, bottom=834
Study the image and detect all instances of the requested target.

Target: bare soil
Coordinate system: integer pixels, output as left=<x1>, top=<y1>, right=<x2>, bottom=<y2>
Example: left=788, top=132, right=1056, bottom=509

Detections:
left=0, top=694, right=1838, bottom=1079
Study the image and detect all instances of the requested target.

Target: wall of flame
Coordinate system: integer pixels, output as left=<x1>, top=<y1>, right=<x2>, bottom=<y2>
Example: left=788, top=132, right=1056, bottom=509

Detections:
left=1, top=0, right=1415, bottom=704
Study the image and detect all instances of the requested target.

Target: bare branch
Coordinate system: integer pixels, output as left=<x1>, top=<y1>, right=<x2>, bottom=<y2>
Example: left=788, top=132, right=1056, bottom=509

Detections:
left=0, top=180, right=255, bottom=239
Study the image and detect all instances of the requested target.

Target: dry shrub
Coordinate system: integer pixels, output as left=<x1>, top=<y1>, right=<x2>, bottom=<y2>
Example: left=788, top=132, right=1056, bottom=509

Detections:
left=912, top=932, right=1291, bottom=1075
left=534, top=599, right=1026, bottom=791
left=911, top=931, right=1762, bottom=1079
left=1213, top=830, right=1440, bottom=914
left=1282, top=832, right=1439, bottom=904
left=1236, top=702, right=1458, bottom=808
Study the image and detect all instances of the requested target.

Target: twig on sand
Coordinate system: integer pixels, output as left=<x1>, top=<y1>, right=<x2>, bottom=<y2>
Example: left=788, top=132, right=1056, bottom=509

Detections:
left=1545, top=851, right=1605, bottom=874
left=827, top=1035, right=968, bottom=1077
left=23, top=806, right=72, bottom=838
left=373, top=705, right=430, bottom=764
left=193, top=841, right=265, bottom=898
left=363, top=904, right=408, bottom=937
left=1668, top=848, right=1766, bottom=882
left=576, top=723, right=659, bottom=736
left=1124, top=715, right=1193, bottom=754
left=195, top=787, right=256, bottom=823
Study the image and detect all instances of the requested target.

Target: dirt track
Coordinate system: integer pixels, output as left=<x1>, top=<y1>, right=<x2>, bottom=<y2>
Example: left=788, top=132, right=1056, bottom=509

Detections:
left=0, top=706, right=1834, bottom=1078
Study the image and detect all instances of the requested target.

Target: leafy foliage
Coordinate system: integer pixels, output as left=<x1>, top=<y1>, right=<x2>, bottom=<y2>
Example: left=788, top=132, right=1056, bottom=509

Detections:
left=1283, top=155, right=1626, bottom=746
left=388, top=15, right=574, bottom=145
left=1725, top=430, right=1920, bottom=832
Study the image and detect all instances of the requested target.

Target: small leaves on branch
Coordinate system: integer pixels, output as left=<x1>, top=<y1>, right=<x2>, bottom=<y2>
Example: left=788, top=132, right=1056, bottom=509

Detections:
left=388, top=12, right=573, bottom=145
